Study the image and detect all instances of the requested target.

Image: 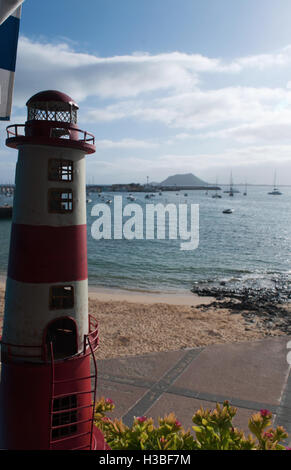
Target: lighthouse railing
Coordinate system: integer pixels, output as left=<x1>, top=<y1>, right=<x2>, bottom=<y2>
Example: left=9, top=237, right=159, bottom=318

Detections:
left=0, top=315, right=99, bottom=362
left=48, top=318, right=99, bottom=450
left=6, top=123, right=95, bottom=144
left=86, top=331, right=98, bottom=450
left=83, top=314, right=99, bottom=355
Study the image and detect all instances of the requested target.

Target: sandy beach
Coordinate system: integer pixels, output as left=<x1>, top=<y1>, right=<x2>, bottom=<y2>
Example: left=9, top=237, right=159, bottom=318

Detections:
left=0, top=279, right=289, bottom=360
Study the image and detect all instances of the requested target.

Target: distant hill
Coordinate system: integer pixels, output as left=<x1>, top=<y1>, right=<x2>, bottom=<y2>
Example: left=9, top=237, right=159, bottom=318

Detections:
left=159, top=173, right=208, bottom=187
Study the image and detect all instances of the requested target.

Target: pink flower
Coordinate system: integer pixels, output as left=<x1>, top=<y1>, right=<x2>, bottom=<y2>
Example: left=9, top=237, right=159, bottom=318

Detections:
left=260, top=409, right=270, bottom=417
left=137, top=416, right=147, bottom=423
left=160, top=437, right=167, bottom=443
left=101, top=416, right=110, bottom=422
left=285, top=447, right=291, bottom=450
left=105, top=398, right=114, bottom=405
left=175, top=419, right=182, bottom=427
left=263, top=432, right=273, bottom=439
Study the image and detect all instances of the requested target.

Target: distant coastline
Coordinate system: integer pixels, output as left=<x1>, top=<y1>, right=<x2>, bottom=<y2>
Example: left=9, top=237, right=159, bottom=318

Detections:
left=86, top=183, right=220, bottom=192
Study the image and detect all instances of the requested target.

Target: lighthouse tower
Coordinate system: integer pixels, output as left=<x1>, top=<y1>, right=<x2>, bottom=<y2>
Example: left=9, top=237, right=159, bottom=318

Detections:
left=0, top=90, right=106, bottom=450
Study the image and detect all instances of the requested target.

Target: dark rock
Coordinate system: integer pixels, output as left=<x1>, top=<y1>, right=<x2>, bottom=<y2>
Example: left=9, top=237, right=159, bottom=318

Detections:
left=191, top=274, right=291, bottom=335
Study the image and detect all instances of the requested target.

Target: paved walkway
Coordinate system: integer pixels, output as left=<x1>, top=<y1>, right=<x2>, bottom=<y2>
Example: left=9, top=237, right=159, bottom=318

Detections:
left=96, top=336, right=291, bottom=444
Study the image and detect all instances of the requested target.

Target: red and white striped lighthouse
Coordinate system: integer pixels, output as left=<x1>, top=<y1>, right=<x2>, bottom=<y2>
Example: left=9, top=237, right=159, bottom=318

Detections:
left=0, top=90, right=106, bottom=450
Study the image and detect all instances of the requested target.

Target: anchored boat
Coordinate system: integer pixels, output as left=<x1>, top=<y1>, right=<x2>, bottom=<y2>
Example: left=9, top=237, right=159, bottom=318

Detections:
left=268, top=171, right=282, bottom=195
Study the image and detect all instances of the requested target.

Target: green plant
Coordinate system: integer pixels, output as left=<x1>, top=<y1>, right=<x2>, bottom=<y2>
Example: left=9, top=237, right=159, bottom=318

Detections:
left=94, top=397, right=288, bottom=450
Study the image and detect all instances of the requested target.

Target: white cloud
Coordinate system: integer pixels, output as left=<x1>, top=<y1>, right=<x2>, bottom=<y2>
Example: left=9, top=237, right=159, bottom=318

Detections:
left=195, top=108, right=291, bottom=143
left=228, top=45, right=291, bottom=72
left=85, top=86, right=291, bottom=135
left=15, top=36, right=291, bottom=106
left=13, top=37, right=291, bottom=134
left=174, top=133, right=194, bottom=139
left=94, top=138, right=158, bottom=149
left=15, top=37, right=208, bottom=104
left=8, top=36, right=291, bottom=183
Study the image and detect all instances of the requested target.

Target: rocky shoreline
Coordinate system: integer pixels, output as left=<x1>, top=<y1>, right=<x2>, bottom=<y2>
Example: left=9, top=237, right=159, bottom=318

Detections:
left=191, top=277, right=291, bottom=335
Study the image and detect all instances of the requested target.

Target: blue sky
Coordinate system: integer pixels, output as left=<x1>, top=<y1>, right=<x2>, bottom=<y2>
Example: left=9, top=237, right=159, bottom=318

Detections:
left=2, top=0, right=291, bottom=184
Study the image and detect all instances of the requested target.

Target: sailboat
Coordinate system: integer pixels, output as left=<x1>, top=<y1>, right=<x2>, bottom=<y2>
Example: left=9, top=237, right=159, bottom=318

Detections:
left=243, top=182, right=247, bottom=196
left=268, top=171, right=282, bottom=195
left=223, top=171, right=239, bottom=195
left=229, top=171, right=234, bottom=197
left=212, top=177, right=222, bottom=198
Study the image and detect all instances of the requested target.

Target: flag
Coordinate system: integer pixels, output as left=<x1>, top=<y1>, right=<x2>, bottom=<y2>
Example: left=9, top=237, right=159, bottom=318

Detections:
left=0, top=1, right=23, bottom=120
left=0, top=0, right=23, bottom=24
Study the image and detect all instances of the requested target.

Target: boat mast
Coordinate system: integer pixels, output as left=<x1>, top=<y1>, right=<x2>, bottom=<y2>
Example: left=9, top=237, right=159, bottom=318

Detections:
left=274, top=170, right=277, bottom=189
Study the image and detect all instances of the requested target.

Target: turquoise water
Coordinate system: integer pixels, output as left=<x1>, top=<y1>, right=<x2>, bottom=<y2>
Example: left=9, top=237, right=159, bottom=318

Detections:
left=1, top=186, right=291, bottom=293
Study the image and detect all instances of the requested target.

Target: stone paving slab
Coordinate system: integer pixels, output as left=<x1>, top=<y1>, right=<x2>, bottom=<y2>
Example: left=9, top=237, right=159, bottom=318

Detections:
left=173, top=337, right=289, bottom=405
left=97, top=349, right=188, bottom=382
left=96, top=336, right=291, bottom=445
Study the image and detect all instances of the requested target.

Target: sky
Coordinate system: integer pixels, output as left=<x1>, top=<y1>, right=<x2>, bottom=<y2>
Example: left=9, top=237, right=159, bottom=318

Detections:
left=2, top=0, right=291, bottom=184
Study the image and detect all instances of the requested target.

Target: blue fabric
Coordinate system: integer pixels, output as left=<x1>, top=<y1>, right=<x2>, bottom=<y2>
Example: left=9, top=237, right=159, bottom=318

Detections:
left=0, top=14, right=20, bottom=71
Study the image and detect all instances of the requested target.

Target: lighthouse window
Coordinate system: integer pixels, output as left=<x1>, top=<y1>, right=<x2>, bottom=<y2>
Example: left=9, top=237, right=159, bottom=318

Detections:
left=48, top=159, right=73, bottom=181
left=50, top=285, right=74, bottom=310
left=52, top=394, right=78, bottom=439
left=28, top=105, right=74, bottom=123
left=48, top=189, right=73, bottom=213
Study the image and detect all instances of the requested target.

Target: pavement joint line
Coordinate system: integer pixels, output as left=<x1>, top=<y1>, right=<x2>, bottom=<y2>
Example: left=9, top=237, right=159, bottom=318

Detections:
left=98, top=373, right=155, bottom=390
left=121, top=348, right=204, bottom=426
left=167, top=385, right=279, bottom=412
left=274, top=366, right=291, bottom=443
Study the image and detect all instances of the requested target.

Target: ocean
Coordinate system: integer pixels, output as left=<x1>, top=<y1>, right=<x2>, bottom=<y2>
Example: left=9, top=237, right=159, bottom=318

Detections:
left=0, top=185, right=291, bottom=295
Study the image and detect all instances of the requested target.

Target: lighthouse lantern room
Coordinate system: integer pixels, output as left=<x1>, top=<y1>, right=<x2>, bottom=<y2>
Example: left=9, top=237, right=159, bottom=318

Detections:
left=0, top=90, right=106, bottom=450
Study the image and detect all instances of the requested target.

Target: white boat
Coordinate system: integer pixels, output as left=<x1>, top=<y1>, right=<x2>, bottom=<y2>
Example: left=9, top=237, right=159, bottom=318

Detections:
left=127, top=195, right=136, bottom=201
left=106, top=199, right=112, bottom=204
left=222, top=208, right=234, bottom=214
left=268, top=171, right=282, bottom=195
left=86, top=198, right=92, bottom=203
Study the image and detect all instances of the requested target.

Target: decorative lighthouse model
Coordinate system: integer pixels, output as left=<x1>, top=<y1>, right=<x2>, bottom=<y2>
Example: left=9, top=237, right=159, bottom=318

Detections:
left=0, top=90, right=106, bottom=450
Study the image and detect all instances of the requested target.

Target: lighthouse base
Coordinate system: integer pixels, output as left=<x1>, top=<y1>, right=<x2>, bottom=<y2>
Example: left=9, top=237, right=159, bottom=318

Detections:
left=0, top=354, right=106, bottom=450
